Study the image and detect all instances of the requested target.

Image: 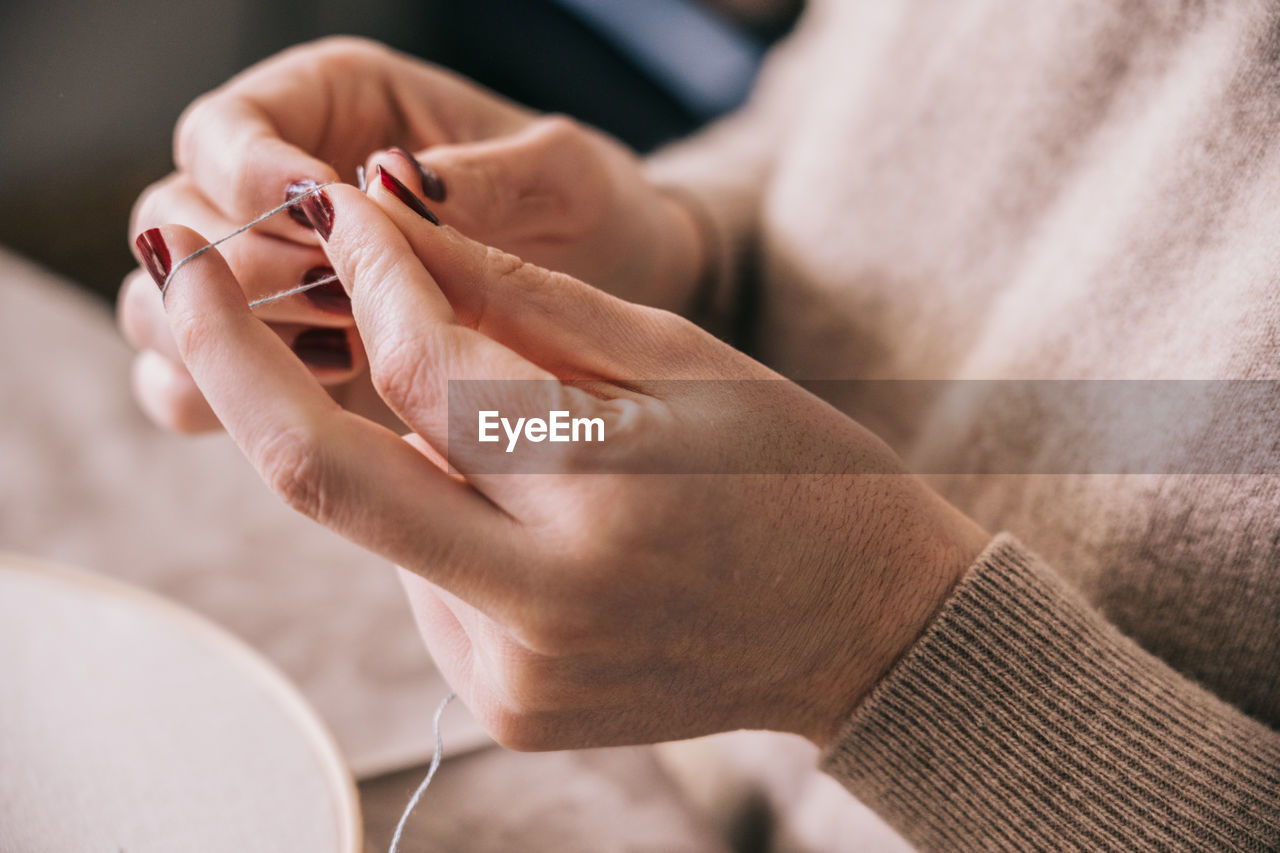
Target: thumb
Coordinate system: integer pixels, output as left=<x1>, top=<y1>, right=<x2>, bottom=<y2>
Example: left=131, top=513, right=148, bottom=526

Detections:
left=368, top=162, right=704, bottom=382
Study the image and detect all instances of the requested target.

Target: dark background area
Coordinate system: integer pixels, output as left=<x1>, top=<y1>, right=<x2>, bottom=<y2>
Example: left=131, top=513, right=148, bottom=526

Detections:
left=0, top=0, right=799, bottom=303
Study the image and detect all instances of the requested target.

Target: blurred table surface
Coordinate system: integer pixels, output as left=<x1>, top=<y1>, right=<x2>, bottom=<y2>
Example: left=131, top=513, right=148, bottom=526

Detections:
left=0, top=247, right=727, bottom=851
left=0, top=555, right=361, bottom=853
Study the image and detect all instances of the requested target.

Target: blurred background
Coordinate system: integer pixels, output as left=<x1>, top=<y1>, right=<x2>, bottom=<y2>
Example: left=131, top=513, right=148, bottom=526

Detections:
left=0, top=0, right=800, bottom=302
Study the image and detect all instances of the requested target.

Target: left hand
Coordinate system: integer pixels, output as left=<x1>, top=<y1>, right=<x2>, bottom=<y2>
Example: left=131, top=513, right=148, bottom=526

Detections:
left=137, top=166, right=988, bottom=749
left=119, top=36, right=706, bottom=435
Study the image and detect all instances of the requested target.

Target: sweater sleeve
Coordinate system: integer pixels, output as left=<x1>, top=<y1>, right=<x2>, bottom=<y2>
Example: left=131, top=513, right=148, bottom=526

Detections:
left=822, top=533, right=1280, bottom=852
left=643, top=3, right=830, bottom=329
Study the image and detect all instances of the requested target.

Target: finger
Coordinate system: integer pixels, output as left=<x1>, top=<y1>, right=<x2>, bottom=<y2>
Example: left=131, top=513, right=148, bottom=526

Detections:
left=175, top=94, right=342, bottom=241
left=119, top=268, right=181, bottom=362
left=399, top=571, right=562, bottom=742
left=398, top=570, right=478, bottom=709
left=361, top=145, right=446, bottom=204
left=316, top=183, right=597, bottom=453
left=120, top=266, right=362, bottom=432
left=131, top=350, right=222, bottom=434
left=149, top=223, right=530, bottom=611
left=121, top=266, right=366, bottom=388
left=280, top=324, right=369, bottom=386
left=410, top=116, right=608, bottom=244
left=365, top=163, right=725, bottom=382
left=173, top=35, right=537, bottom=243
left=131, top=174, right=350, bottom=324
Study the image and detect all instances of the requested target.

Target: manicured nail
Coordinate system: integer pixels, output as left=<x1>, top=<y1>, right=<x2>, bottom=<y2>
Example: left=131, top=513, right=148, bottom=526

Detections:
left=292, top=328, right=352, bottom=370
left=285, top=180, right=321, bottom=229
left=377, top=166, right=440, bottom=225
left=418, top=165, right=447, bottom=203
left=286, top=180, right=334, bottom=239
left=135, top=228, right=171, bottom=290
left=300, top=266, right=351, bottom=314
left=390, top=147, right=447, bottom=202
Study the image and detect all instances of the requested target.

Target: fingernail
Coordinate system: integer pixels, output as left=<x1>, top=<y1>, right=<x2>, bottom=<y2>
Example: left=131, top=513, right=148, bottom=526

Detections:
left=286, top=180, right=335, bottom=239
left=390, top=147, right=447, bottom=202
left=418, top=165, right=447, bottom=203
left=135, top=228, right=171, bottom=290
left=300, top=266, right=351, bottom=314
left=292, top=328, right=352, bottom=370
left=377, top=166, right=441, bottom=225
left=285, top=180, right=320, bottom=229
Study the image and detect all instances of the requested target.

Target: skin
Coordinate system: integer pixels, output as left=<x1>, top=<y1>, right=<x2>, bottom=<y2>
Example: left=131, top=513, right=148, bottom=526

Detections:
left=123, top=38, right=990, bottom=749
left=120, top=36, right=704, bottom=433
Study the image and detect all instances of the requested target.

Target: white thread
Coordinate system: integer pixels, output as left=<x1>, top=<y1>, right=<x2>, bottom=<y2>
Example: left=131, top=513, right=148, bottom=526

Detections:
left=389, top=692, right=456, bottom=853
left=160, top=181, right=457, bottom=851
left=246, top=273, right=341, bottom=308
left=159, top=181, right=341, bottom=305
left=157, top=179, right=456, bottom=850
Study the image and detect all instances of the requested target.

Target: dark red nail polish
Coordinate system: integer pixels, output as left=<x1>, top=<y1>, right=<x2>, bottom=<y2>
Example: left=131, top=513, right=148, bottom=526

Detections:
left=287, top=180, right=334, bottom=238
left=390, top=147, right=447, bottom=202
left=135, top=228, right=171, bottom=290
left=377, top=166, right=440, bottom=225
left=292, top=328, right=352, bottom=371
left=418, top=165, right=447, bottom=203
left=301, top=266, right=351, bottom=314
left=299, top=186, right=335, bottom=240
left=285, top=180, right=321, bottom=229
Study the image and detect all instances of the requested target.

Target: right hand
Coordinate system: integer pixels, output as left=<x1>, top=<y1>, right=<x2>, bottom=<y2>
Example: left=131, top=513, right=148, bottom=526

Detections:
left=143, top=178, right=987, bottom=751
left=119, top=36, right=707, bottom=433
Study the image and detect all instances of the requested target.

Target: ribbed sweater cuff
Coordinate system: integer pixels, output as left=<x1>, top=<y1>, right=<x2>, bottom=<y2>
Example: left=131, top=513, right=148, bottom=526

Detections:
left=821, top=534, right=1280, bottom=852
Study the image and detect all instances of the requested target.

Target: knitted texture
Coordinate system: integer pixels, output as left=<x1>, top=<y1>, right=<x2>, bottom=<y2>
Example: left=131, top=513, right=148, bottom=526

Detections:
left=645, top=0, right=1280, bottom=844
left=822, top=535, right=1280, bottom=851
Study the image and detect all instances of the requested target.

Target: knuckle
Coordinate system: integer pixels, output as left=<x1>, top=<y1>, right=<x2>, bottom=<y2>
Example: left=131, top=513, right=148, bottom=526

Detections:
left=256, top=426, right=332, bottom=520
left=341, top=229, right=417, bottom=300
left=369, top=332, right=442, bottom=417
left=129, top=174, right=180, bottom=234
left=482, top=246, right=570, bottom=303
left=482, top=244, right=532, bottom=284
left=527, top=115, right=608, bottom=223
left=468, top=157, right=518, bottom=226
left=264, top=37, right=388, bottom=83
left=227, top=150, right=265, bottom=210
left=165, top=302, right=216, bottom=358
left=174, top=93, right=218, bottom=170
left=483, top=705, right=559, bottom=753
left=530, top=114, right=585, bottom=146
left=464, top=246, right=556, bottom=329
left=306, top=35, right=386, bottom=65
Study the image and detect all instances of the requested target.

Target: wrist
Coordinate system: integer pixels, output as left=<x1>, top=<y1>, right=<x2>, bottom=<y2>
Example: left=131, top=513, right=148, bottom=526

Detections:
left=802, top=486, right=990, bottom=748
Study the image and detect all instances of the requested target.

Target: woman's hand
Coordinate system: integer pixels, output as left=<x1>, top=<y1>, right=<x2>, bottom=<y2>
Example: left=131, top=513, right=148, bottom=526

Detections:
left=118, top=36, right=705, bottom=433
left=135, top=166, right=987, bottom=749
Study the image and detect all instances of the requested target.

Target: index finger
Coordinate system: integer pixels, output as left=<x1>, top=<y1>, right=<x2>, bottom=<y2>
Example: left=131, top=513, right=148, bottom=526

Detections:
left=175, top=94, right=341, bottom=241
left=318, top=184, right=601, bottom=460
left=146, top=223, right=533, bottom=614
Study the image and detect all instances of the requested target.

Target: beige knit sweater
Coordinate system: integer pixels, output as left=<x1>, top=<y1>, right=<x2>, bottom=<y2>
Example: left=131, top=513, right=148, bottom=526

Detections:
left=649, top=1, right=1280, bottom=849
